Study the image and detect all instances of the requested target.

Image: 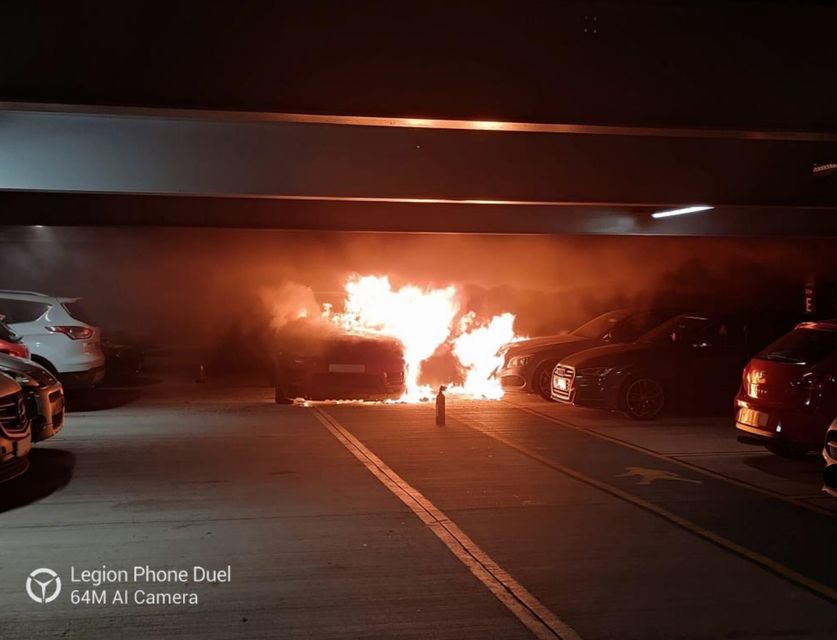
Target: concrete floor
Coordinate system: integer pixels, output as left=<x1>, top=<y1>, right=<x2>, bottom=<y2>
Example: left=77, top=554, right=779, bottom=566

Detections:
left=1, top=381, right=835, bottom=639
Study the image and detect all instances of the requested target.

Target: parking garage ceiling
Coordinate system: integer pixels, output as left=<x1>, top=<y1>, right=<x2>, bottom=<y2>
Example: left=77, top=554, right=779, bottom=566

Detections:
left=2, top=2, right=836, bottom=235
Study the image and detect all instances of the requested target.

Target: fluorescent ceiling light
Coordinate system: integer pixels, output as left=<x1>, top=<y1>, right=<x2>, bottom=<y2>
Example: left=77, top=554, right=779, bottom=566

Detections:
left=651, top=205, right=714, bottom=219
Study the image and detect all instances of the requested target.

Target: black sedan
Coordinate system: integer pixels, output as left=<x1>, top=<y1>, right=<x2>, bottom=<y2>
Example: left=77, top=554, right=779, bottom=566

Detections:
left=497, top=309, right=682, bottom=400
left=551, top=312, right=796, bottom=420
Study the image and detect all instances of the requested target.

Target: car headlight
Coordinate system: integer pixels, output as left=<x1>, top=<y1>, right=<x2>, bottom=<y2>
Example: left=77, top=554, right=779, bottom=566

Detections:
left=508, top=355, right=532, bottom=368
left=579, top=367, right=614, bottom=378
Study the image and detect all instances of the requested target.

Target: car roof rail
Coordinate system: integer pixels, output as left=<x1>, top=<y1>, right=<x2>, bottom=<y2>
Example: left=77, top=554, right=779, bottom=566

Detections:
left=0, top=289, right=49, bottom=297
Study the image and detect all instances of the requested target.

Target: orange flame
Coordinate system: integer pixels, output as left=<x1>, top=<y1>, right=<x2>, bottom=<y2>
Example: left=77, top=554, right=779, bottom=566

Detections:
left=451, top=312, right=517, bottom=399
left=269, top=274, right=522, bottom=401
left=328, top=275, right=460, bottom=400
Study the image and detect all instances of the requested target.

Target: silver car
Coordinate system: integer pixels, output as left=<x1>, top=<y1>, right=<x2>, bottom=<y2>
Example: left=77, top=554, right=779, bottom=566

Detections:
left=0, top=353, right=64, bottom=442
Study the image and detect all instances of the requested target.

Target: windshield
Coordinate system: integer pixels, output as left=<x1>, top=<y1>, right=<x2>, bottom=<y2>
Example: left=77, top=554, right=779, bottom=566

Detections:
left=755, top=328, right=837, bottom=365
left=572, top=310, right=631, bottom=339
left=639, top=315, right=712, bottom=345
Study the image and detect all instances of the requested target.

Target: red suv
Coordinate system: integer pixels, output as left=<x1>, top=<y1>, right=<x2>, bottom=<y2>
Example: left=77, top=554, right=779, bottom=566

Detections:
left=735, top=320, right=837, bottom=457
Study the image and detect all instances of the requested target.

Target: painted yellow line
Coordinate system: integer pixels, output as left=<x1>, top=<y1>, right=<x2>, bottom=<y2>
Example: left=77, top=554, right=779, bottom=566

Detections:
left=310, top=406, right=582, bottom=640
left=503, top=400, right=836, bottom=518
left=453, top=411, right=837, bottom=605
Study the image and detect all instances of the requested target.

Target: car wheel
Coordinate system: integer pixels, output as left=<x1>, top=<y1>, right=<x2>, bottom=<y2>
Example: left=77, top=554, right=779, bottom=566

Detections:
left=533, top=360, right=558, bottom=401
left=31, top=355, right=59, bottom=375
left=274, top=385, right=294, bottom=405
left=621, top=376, right=665, bottom=420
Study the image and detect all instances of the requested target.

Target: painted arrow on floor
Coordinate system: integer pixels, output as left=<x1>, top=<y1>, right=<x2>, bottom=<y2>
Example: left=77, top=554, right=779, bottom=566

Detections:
left=615, top=466, right=703, bottom=486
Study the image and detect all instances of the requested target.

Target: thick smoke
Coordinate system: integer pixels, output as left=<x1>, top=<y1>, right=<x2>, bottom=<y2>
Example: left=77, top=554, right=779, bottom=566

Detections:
left=259, top=281, right=321, bottom=330
left=0, top=227, right=834, bottom=354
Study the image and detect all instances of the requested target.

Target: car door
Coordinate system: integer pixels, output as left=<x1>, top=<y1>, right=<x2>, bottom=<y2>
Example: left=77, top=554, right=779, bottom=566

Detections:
left=688, top=318, right=749, bottom=406
left=608, top=311, right=659, bottom=343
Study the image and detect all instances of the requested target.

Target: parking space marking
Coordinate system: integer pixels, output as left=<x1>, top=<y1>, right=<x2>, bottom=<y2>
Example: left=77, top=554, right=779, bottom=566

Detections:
left=452, top=410, right=837, bottom=605
left=504, top=400, right=835, bottom=518
left=310, top=406, right=582, bottom=640
left=666, top=451, right=754, bottom=457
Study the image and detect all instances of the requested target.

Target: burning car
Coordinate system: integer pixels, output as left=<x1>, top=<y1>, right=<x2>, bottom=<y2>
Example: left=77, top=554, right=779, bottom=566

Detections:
left=735, top=319, right=837, bottom=457
left=273, top=329, right=406, bottom=403
left=498, top=309, right=682, bottom=399
left=552, top=311, right=795, bottom=420
left=264, top=275, right=519, bottom=402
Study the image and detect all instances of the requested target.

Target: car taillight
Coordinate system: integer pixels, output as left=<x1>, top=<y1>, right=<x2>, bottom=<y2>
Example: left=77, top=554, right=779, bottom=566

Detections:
left=742, top=365, right=757, bottom=397
left=46, top=325, right=95, bottom=340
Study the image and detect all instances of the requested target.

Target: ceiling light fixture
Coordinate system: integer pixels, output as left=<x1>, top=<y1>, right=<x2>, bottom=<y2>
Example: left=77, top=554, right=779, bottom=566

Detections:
left=651, top=205, right=714, bottom=219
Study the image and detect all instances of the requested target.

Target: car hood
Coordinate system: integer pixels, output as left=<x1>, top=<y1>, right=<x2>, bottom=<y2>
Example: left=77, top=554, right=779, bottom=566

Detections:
left=560, top=341, right=662, bottom=369
left=0, top=353, right=58, bottom=385
left=504, top=333, right=590, bottom=355
left=0, top=371, right=21, bottom=394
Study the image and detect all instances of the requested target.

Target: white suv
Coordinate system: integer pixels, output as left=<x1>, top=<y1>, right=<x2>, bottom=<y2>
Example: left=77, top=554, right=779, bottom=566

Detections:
left=0, top=291, right=105, bottom=389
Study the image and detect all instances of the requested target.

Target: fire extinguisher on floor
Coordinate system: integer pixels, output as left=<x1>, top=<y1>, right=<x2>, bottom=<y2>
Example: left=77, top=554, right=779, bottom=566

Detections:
left=435, top=385, right=446, bottom=426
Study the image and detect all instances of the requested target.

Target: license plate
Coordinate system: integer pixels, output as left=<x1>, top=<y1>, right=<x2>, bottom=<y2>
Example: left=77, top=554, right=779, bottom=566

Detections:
left=329, top=364, right=366, bottom=373
left=554, top=377, right=568, bottom=391
left=738, top=408, right=769, bottom=428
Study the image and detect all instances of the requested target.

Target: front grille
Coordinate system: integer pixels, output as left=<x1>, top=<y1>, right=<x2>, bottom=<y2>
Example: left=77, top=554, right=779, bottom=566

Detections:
left=551, top=365, right=575, bottom=401
left=0, top=391, right=29, bottom=436
left=24, top=393, right=38, bottom=424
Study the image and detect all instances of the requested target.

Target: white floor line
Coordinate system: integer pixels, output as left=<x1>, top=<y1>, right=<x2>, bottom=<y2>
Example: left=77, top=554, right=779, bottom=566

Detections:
left=311, top=406, right=582, bottom=640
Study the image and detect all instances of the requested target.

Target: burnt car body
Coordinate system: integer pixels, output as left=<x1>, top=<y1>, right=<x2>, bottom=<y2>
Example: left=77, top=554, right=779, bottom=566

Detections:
left=552, top=311, right=796, bottom=420
left=0, top=352, right=65, bottom=442
left=735, top=320, right=837, bottom=457
left=273, top=332, right=406, bottom=402
left=498, top=309, right=683, bottom=399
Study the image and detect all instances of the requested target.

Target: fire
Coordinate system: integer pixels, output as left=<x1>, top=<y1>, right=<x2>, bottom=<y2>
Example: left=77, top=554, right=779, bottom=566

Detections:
left=269, top=274, right=523, bottom=401
left=451, top=312, right=517, bottom=399
left=327, top=275, right=459, bottom=400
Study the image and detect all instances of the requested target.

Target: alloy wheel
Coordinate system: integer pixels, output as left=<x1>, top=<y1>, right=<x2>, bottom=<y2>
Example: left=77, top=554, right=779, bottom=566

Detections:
left=624, top=378, right=665, bottom=419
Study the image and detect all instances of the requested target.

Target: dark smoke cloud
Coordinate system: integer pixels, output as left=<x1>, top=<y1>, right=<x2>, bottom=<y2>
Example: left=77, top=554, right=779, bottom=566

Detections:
left=0, top=227, right=834, bottom=348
